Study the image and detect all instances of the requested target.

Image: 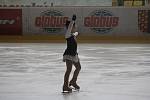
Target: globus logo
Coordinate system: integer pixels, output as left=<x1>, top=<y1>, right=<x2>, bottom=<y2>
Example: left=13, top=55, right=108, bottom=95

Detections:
left=35, top=10, right=68, bottom=33
left=84, top=9, right=119, bottom=34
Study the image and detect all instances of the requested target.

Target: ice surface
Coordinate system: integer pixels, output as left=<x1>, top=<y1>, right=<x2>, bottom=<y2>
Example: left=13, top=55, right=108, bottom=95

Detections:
left=0, top=43, right=150, bottom=100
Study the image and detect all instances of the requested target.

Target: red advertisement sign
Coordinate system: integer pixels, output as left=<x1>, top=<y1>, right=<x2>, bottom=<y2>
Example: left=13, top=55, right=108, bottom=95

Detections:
left=0, top=9, right=22, bottom=35
left=138, top=10, right=150, bottom=33
left=35, top=10, right=68, bottom=33
left=84, top=10, right=119, bottom=34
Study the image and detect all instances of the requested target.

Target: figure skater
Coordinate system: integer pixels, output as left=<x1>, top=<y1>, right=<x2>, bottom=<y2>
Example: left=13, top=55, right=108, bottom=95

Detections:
left=62, top=14, right=81, bottom=93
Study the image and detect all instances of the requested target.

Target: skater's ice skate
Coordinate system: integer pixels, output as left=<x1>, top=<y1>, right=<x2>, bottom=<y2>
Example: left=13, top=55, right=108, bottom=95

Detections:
left=69, top=82, right=80, bottom=90
left=62, top=85, right=72, bottom=93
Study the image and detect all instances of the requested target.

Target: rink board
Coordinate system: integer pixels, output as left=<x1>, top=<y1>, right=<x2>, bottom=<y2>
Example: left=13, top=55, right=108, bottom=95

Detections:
left=0, top=7, right=150, bottom=42
left=0, top=35, right=150, bottom=43
left=22, top=7, right=150, bottom=36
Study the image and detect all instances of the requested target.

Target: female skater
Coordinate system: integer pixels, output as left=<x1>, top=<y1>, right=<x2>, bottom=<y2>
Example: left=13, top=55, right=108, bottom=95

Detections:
left=62, top=14, right=81, bottom=93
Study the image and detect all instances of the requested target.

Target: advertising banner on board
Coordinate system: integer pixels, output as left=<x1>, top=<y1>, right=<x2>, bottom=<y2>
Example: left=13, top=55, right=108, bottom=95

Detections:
left=23, top=7, right=82, bottom=35
left=0, top=9, right=22, bottom=35
left=138, top=10, right=150, bottom=34
left=22, top=7, right=150, bottom=36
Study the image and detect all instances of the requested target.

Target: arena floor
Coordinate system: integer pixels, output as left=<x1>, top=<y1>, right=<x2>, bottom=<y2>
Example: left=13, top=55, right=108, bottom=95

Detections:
left=0, top=43, right=150, bottom=100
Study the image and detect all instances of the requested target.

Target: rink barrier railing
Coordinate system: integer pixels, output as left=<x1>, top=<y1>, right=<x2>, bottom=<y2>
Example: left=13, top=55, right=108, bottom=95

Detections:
left=0, top=35, right=150, bottom=43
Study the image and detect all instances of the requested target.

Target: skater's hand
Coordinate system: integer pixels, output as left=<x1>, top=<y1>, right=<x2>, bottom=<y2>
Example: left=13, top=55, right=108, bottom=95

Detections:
left=73, top=32, right=78, bottom=37
left=72, top=14, right=76, bottom=21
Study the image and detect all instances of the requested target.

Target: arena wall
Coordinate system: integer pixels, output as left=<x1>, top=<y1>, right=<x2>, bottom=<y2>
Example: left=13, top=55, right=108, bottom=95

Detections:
left=0, top=6, right=150, bottom=43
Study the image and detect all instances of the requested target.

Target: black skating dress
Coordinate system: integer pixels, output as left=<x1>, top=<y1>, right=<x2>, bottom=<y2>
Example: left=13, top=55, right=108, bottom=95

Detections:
left=63, top=21, right=79, bottom=63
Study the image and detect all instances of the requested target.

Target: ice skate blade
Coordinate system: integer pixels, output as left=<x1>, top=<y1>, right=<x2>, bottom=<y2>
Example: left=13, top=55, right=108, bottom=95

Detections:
left=62, top=91, right=72, bottom=94
left=72, top=88, right=80, bottom=92
left=70, top=87, right=80, bottom=91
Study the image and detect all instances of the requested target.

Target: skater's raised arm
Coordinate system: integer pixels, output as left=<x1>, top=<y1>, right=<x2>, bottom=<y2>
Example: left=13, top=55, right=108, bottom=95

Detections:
left=65, top=14, right=76, bottom=38
left=65, top=21, right=75, bottom=38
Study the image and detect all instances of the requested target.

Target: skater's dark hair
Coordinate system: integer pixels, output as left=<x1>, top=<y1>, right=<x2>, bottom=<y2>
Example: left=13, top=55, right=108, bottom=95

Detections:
left=65, top=20, right=75, bottom=29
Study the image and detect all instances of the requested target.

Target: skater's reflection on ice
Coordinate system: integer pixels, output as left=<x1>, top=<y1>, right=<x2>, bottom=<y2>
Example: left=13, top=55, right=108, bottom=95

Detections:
left=62, top=92, right=79, bottom=100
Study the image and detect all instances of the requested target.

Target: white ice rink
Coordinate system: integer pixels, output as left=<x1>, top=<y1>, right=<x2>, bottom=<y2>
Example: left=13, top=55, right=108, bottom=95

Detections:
left=0, top=43, right=150, bottom=100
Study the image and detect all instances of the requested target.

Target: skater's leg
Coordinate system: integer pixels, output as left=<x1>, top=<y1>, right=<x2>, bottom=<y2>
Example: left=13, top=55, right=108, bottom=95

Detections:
left=70, top=61, right=81, bottom=89
left=63, top=60, right=73, bottom=91
left=72, top=61, right=81, bottom=82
